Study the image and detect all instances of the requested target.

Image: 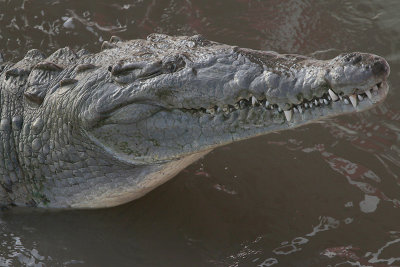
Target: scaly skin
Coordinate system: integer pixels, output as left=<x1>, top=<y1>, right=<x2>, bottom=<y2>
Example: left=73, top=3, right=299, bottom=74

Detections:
left=0, top=34, right=390, bottom=208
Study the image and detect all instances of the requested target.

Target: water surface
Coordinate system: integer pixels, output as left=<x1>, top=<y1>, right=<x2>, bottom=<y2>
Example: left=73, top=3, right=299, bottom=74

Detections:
left=1, top=0, right=400, bottom=266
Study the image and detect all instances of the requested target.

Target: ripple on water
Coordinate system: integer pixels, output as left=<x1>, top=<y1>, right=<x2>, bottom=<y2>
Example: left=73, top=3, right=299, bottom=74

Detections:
left=1, top=0, right=400, bottom=266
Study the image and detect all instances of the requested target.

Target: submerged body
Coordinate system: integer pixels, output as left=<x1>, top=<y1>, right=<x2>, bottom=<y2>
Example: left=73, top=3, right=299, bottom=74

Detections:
left=0, top=34, right=390, bottom=208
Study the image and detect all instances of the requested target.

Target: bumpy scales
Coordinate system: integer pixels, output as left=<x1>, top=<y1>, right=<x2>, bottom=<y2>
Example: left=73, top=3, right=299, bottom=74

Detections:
left=0, top=34, right=390, bottom=208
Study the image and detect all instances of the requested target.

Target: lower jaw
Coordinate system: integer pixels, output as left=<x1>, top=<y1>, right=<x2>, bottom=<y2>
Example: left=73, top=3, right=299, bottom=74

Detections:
left=207, top=81, right=389, bottom=126
left=287, top=81, right=389, bottom=125
left=91, top=82, right=388, bottom=165
left=196, top=81, right=389, bottom=144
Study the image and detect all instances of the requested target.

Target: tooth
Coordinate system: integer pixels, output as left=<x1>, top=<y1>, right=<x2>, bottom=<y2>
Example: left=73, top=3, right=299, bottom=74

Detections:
left=365, top=90, right=372, bottom=100
left=314, top=100, right=318, bottom=106
left=251, top=96, right=258, bottom=106
left=298, top=106, right=303, bottom=113
left=349, top=94, right=357, bottom=108
left=217, top=107, right=222, bottom=113
left=278, top=107, right=282, bottom=112
left=234, top=103, right=239, bottom=109
left=319, top=99, right=324, bottom=104
left=293, top=107, right=298, bottom=113
left=304, top=103, right=309, bottom=108
left=222, top=106, right=229, bottom=113
left=357, top=95, right=363, bottom=101
left=327, top=96, right=332, bottom=101
left=310, top=103, right=313, bottom=108
left=284, top=110, right=293, bottom=121
left=328, top=89, right=339, bottom=101
left=373, top=85, right=379, bottom=91
left=265, top=101, right=270, bottom=108
left=323, top=99, right=329, bottom=105
left=206, top=108, right=215, bottom=114
left=344, top=98, right=350, bottom=105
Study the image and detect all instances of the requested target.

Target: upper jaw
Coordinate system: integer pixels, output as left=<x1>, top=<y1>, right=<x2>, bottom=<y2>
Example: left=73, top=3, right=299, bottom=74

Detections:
left=325, top=53, right=390, bottom=94
left=181, top=51, right=390, bottom=120
left=165, top=55, right=390, bottom=127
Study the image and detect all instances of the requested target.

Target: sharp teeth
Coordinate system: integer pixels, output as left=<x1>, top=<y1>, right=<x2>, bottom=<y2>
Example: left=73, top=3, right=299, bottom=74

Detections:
left=323, top=99, right=329, bottom=105
left=357, top=95, right=363, bottom=101
left=265, top=101, right=270, bottom=108
left=314, top=100, right=318, bottom=106
left=298, top=106, right=303, bottom=113
left=293, top=107, right=298, bottom=113
left=373, top=85, right=379, bottom=91
left=284, top=110, right=293, bottom=122
left=319, top=99, right=324, bottom=104
left=234, top=103, right=239, bottom=109
left=365, top=90, right=372, bottom=100
left=251, top=96, right=258, bottom=106
left=349, top=94, right=357, bottom=108
left=328, top=89, right=339, bottom=101
left=304, top=103, right=309, bottom=108
left=278, top=107, right=282, bottom=112
left=344, top=98, right=349, bottom=105
left=206, top=108, right=215, bottom=115
left=309, top=103, right=313, bottom=108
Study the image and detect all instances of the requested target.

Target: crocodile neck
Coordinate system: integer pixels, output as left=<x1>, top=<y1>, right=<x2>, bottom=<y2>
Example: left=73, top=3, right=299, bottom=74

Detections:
left=0, top=63, right=26, bottom=205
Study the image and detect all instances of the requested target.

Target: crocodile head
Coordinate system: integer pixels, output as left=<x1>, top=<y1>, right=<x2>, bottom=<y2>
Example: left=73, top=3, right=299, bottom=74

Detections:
left=79, top=34, right=389, bottom=166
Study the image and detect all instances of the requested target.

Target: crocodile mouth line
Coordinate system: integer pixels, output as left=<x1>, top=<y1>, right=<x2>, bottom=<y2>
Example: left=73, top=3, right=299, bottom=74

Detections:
left=181, top=81, right=388, bottom=122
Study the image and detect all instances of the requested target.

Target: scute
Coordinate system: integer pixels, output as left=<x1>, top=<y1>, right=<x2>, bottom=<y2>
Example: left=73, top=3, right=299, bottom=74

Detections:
left=24, top=85, right=47, bottom=105
left=24, top=49, right=46, bottom=61
left=47, top=47, right=78, bottom=67
left=187, top=34, right=211, bottom=47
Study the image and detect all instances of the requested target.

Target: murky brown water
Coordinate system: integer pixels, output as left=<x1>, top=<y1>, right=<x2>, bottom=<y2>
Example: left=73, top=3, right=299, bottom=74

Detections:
left=1, top=0, right=400, bottom=266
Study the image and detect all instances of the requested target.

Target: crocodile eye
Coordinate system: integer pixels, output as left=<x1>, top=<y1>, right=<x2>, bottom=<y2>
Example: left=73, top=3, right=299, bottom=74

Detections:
left=164, top=62, right=177, bottom=73
left=162, top=55, right=186, bottom=73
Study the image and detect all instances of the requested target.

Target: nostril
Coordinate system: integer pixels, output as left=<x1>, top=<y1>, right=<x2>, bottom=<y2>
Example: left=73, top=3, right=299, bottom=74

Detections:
left=351, top=55, right=362, bottom=65
left=344, top=53, right=355, bottom=62
left=372, top=60, right=389, bottom=76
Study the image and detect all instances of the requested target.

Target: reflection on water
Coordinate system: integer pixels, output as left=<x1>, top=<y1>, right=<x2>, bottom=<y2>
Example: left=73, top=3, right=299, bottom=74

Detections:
left=0, top=222, right=47, bottom=267
left=235, top=107, right=400, bottom=265
left=1, top=0, right=400, bottom=266
left=0, top=217, right=84, bottom=266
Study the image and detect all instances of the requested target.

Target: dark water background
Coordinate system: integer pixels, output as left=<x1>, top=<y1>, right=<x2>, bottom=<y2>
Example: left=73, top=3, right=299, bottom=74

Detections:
left=1, top=0, right=400, bottom=266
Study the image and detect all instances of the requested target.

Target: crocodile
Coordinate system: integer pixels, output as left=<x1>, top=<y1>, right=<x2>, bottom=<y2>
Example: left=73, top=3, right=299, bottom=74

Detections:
left=0, top=34, right=390, bottom=208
